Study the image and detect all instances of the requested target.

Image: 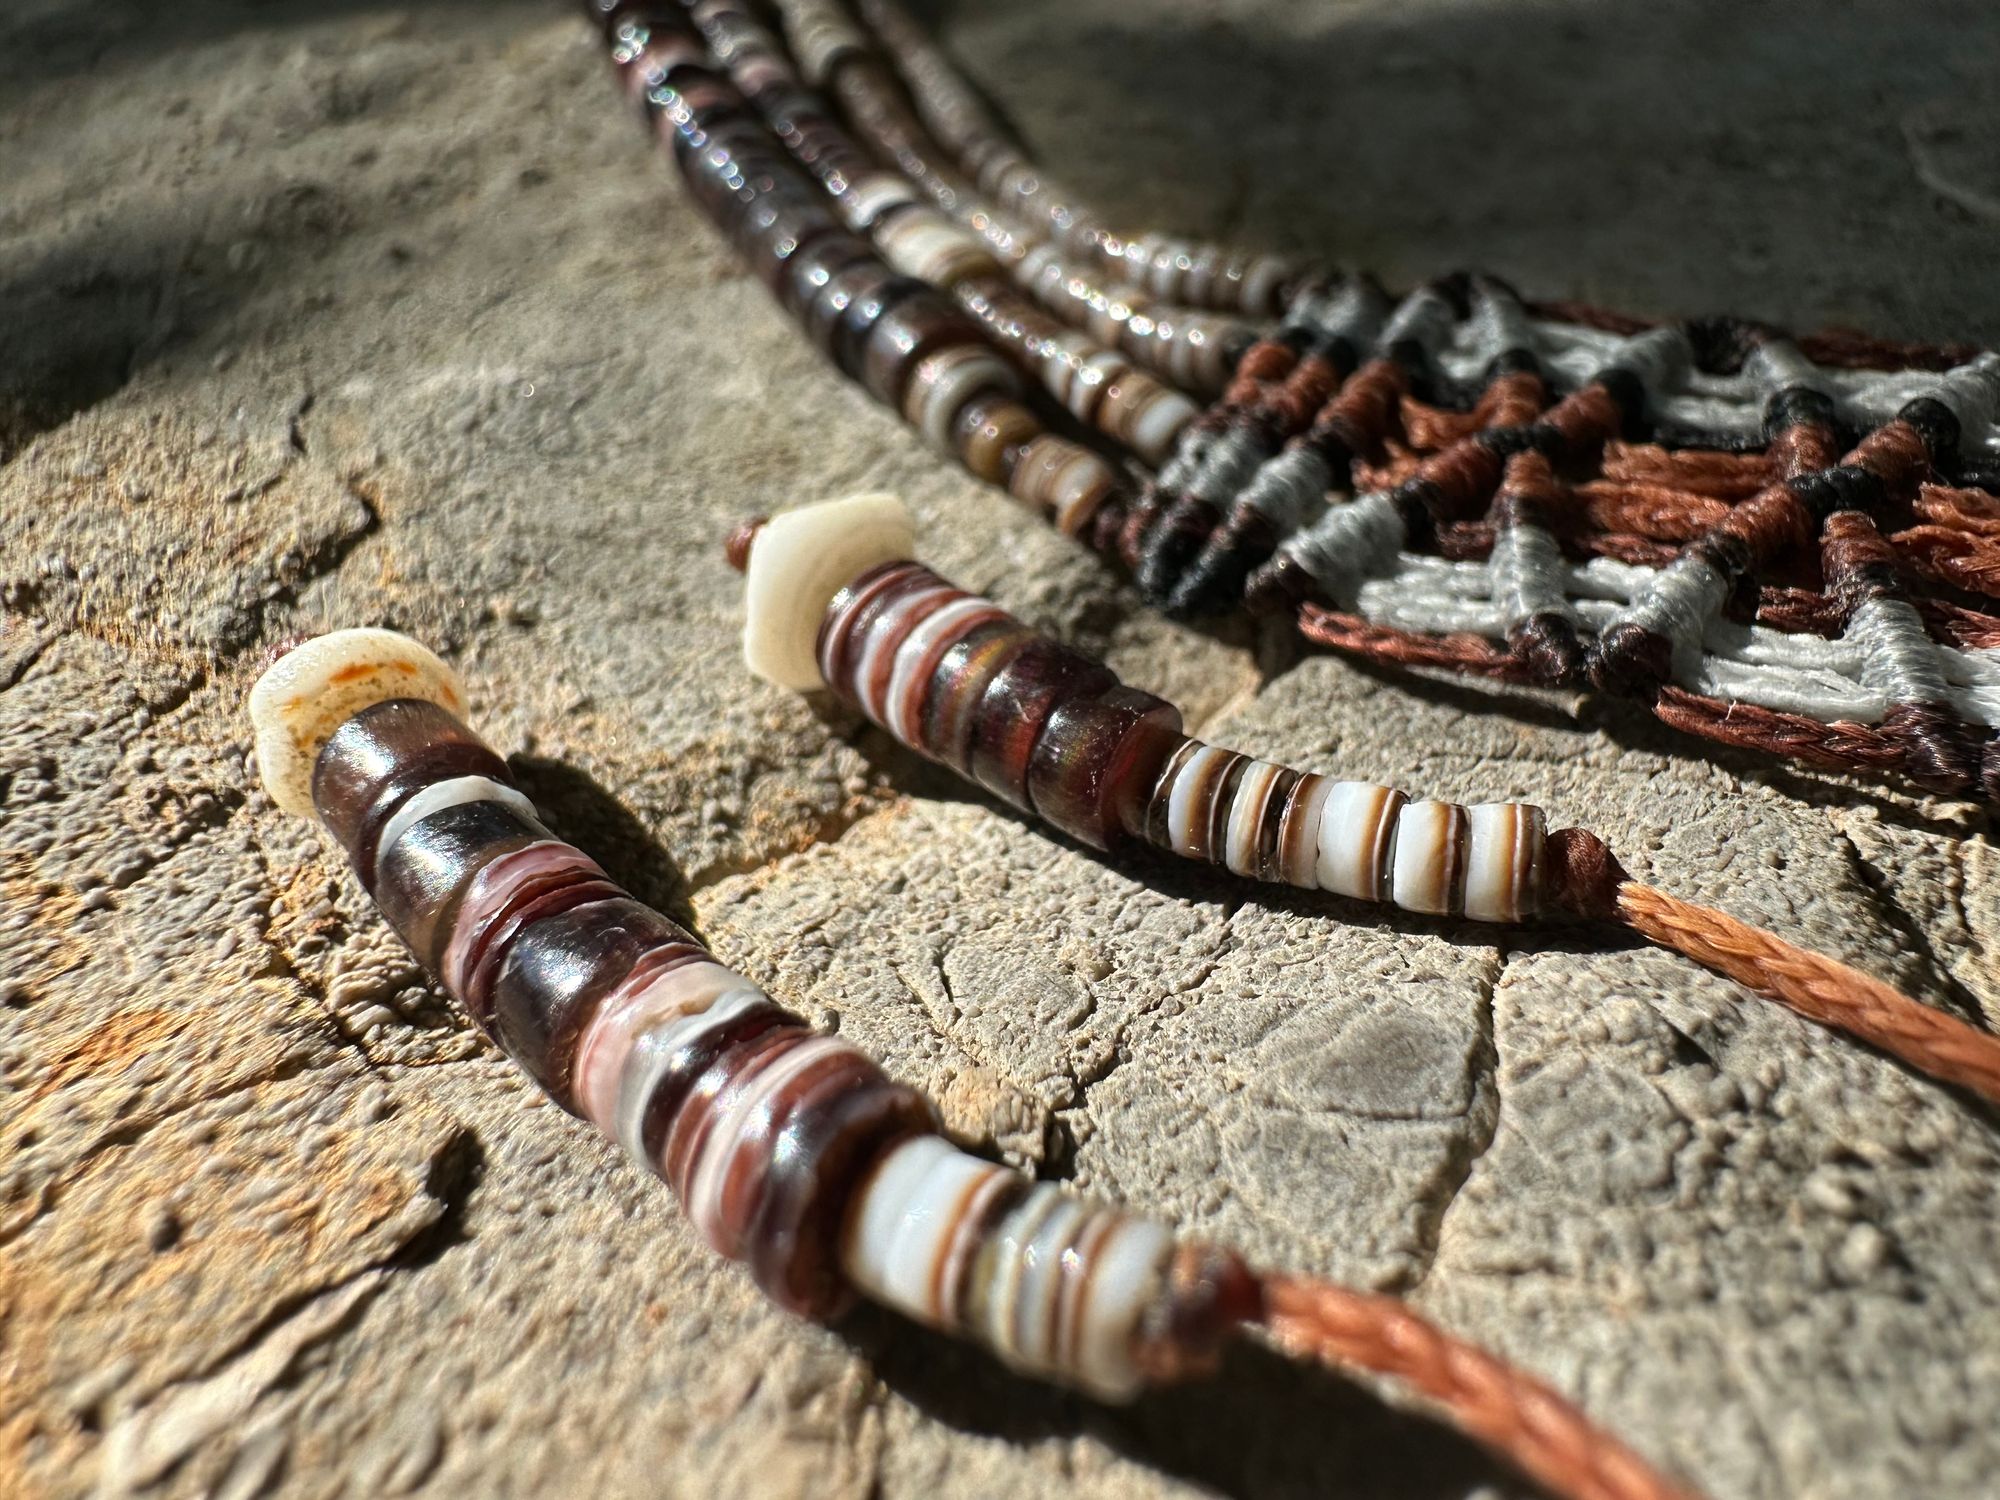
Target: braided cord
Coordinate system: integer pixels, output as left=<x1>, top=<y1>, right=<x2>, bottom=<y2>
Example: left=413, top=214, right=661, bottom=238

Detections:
left=1615, top=881, right=2000, bottom=1106
left=1257, top=1274, right=1703, bottom=1500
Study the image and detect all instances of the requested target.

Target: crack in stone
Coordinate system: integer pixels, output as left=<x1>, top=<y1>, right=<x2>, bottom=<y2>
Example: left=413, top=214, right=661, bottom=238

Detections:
left=1039, top=898, right=1244, bottom=1182
left=0, top=627, right=56, bottom=693
left=96, top=1270, right=388, bottom=1495
left=1901, top=103, right=2000, bottom=224
left=1395, top=941, right=1507, bottom=1296
left=0, top=1047, right=348, bottom=1251
left=1834, top=826, right=1989, bottom=1027
left=214, top=464, right=381, bottom=663
left=680, top=787, right=905, bottom=897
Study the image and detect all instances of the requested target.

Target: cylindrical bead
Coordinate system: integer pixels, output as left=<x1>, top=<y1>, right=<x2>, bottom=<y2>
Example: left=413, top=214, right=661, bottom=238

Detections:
left=370, top=799, right=554, bottom=975
left=486, top=895, right=694, bottom=1107
left=1314, top=780, right=1407, bottom=902
left=1026, top=684, right=1183, bottom=850
left=439, top=843, right=623, bottom=1021
left=858, top=291, right=983, bottom=407
left=967, top=1181, right=1176, bottom=1400
left=313, top=697, right=523, bottom=889
left=1224, top=760, right=1299, bottom=879
left=901, top=343, right=1020, bottom=454
left=919, top=620, right=1040, bottom=773
left=1007, top=435, right=1121, bottom=537
left=841, top=1135, right=1179, bottom=1399
left=1146, top=739, right=1249, bottom=865
left=1274, top=772, right=1330, bottom=888
left=1389, top=799, right=1470, bottom=917
left=963, top=640, right=1119, bottom=809
left=953, top=393, right=1039, bottom=482
left=1463, top=802, right=1547, bottom=923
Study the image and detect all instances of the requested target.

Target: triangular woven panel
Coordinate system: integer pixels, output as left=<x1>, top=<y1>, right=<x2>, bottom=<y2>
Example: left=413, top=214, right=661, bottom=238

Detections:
left=609, top=0, right=2000, bottom=805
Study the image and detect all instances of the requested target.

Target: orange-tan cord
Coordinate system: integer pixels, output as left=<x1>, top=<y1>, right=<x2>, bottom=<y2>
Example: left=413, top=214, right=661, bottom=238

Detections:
left=1257, top=1272, right=1705, bottom=1500
left=1548, top=828, right=2000, bottom=1107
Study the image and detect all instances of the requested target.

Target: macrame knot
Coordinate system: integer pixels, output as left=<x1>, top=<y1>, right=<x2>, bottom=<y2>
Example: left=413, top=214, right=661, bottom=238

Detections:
left=1513, top=614, right=1588, bottom=688
left=1543, top=826, right=1630, bottom=923
left=1134, top=1243, right=1265, bottom=1384
left=1586, top=622, right=1673, bottom=697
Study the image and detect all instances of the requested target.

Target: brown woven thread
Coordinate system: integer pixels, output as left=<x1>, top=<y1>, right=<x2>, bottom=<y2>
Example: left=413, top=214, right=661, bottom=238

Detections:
left=1895, top=524, right=2000, bottom=593
left=1918, top=483, right=2000, bottom=537
left=1402, top=370, right=1545, bottom=449
left=1919, top=597, right=2000, bottom=650
left=1296, top=605, right=1532, bottom=679
left=1652, top=686, right=1912, bottom=773
left=1538, top=829, right=2000, bottom=1100
left=1600, top=442, right=1774, bottom=499
left=1579, top=482, right=1730, bottom=541
left=1614, top=882, right=2000, bottom=1106
left=1258, top=1273, right=1704, bottom=1500
left=1313, top=357, right=1408, bottom=465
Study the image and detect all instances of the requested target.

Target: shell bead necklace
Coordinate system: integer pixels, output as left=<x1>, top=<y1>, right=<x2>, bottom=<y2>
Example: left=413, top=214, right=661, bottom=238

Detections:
left=247, top=630, right=1700, bottom=1500
left=731, top=493, right=2000, bottom=1109
left=580, top=0, right=2000, bottom=805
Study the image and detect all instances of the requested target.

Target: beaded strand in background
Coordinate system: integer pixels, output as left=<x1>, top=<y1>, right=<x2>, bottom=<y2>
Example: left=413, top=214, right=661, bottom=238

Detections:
left=578, top=0, right=2000, bottom=805
left=728, top=493, right=2000, bottom=1108
left=247, top=630, right=1702, bottom=1500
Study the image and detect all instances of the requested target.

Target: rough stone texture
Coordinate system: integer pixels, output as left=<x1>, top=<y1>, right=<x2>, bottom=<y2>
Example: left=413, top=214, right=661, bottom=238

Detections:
left=2, top=3, right=1996, bottom=1498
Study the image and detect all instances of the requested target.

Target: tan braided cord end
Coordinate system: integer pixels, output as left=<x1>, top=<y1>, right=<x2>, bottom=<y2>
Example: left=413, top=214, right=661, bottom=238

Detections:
left=1615, top=881, right=2000, bottom=1107
left=1257, top=1274, right=1705, bottom=1500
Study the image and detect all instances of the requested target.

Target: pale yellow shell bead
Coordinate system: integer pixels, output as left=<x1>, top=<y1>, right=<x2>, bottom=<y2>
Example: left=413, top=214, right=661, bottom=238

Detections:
left=741, top=491, right=917, bottom=691
left=248, top=627, right=466, bottom=816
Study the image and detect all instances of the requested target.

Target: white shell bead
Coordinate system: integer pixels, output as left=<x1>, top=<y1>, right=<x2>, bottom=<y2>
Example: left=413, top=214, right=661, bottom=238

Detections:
left=249, top=627, right=466, bottom=817
left=1313, top=780, right=1405, bottom=901
left=1389, top=799, right=1467, bottom=916
left=742, top=492, right=917, bottom=691
left=1462, top=802, right=1546, bottom=923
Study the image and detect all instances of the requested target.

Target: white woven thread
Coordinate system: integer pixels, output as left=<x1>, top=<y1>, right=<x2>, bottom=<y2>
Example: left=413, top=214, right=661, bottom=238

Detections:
left=1344, top=551, right=2000, bottom=727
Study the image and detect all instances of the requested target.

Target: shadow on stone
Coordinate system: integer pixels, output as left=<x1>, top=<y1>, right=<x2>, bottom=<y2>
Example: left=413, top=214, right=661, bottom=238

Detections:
left=907, top=0, right=1998, bottom=346
left=508, top=754, right=699, bottom=932
left=839, top=1298, right=1532, bottom=1500
left=1, top=0, right=548, bottom=93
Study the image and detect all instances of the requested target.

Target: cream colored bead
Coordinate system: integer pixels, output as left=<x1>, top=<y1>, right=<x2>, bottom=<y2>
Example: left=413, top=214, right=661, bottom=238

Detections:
left=842, top=1134, right=1011, bottom=1327
left=1389, top=798, right=1468, bottom=916
left=971, top=1183, right=1173, bottom=1400
left=741, top=492, right=917, bottom=691
left=248, top=628, right=466, bottom=817
left=1222, top=759, right=1286, bottom=878
left=1314, top=780, right=1405, bottom=901
left=1129, top=386, right=1198, bottom=467
left=1462, top=802, right=1546, bottom=923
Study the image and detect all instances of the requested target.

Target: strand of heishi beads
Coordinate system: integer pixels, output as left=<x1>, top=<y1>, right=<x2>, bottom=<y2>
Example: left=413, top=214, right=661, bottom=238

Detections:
left=248, top=630, right=1699, bottom=1500
left=732, top=493, right=2000, bottom=1107
left=683, top=0, right=1212, bottom=461
left=762, top=0, right=1262, bottom=398
left=584, top=1, right=1133, bottom=552
left=843, top=0, right=1309, bottom=317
